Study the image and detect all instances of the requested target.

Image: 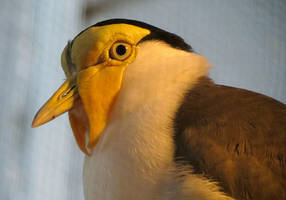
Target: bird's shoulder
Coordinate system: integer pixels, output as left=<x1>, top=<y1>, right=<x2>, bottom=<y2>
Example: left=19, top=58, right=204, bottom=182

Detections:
left=174, top=76, right=286, bottom=200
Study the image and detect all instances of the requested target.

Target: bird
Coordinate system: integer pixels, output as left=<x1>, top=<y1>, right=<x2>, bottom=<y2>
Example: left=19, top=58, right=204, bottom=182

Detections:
left=32, top=19, right=286, bottom=200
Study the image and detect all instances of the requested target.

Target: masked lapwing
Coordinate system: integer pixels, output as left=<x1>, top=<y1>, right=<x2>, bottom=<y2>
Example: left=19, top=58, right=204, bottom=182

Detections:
left=32, top=19, right=286, bottom=200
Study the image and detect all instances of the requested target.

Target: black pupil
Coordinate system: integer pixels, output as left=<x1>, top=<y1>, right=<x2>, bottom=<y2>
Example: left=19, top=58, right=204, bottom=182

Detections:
left=116, top=44, right=126, bottom=56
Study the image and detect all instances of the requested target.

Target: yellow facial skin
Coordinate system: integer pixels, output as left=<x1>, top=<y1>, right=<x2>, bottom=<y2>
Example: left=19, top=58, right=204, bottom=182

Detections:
left=32, top=24, right=150, bottom=155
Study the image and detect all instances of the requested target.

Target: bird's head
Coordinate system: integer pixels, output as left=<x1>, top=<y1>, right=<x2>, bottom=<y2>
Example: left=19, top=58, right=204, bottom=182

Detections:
left=32, top=19, right=207, bottom=155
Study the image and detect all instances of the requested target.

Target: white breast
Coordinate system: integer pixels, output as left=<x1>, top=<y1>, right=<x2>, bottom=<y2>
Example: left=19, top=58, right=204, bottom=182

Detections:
left=82, top=41, right=230, bottom=200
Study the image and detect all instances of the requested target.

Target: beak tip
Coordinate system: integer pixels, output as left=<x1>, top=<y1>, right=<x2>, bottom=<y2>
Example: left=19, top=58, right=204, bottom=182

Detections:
left=31, top=117, right=39, bottom=128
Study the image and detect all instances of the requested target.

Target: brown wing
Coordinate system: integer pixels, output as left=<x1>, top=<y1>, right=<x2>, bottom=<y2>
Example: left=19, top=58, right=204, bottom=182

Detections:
left=174, top=77, right=286, bottom=200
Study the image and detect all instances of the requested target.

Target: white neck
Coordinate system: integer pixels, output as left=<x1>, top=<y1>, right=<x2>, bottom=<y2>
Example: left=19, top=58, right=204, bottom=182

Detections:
left=82, top=41, right=228, bottom=200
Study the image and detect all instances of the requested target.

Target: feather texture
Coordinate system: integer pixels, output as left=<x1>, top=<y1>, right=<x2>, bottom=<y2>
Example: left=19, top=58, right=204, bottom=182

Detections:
left=83, top=41, right=231, bottom=200
left=174, top=77, right=286, bottom=200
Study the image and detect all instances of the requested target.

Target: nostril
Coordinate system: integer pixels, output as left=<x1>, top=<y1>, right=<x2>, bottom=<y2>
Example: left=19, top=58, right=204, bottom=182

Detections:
left=62, top=85, right=76, bottom=98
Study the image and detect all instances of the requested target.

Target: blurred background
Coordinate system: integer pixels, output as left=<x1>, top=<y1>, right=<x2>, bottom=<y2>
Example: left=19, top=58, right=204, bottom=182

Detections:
left=0, top=0, right=285, bottom=199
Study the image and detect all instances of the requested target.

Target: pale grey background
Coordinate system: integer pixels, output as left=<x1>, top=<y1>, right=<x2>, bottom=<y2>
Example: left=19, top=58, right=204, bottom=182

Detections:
left=0, top=0, right=285, bottom=199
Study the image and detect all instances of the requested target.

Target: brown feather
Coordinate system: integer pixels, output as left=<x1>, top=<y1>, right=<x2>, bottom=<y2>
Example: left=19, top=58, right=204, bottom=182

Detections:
left=174, top=77, right=286, bottom=200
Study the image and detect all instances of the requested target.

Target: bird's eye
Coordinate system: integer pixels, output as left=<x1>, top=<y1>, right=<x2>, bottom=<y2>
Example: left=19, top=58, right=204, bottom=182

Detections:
left=109, top=42, right=132, bottom=61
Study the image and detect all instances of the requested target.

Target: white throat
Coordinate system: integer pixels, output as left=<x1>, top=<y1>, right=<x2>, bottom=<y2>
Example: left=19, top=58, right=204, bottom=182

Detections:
left=83, top=41, right=216, bottom=200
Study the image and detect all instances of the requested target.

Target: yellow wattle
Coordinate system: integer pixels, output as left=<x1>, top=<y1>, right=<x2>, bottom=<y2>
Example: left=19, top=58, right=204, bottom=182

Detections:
left=77, top=64, right=127, bottom=148
left=68, top=98, right=90, bottom=155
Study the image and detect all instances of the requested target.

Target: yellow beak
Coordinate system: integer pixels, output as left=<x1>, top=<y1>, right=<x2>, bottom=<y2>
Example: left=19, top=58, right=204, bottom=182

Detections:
left=31, top=76, right=78, bottom=128
left=32, top=65, right=126, bottom=155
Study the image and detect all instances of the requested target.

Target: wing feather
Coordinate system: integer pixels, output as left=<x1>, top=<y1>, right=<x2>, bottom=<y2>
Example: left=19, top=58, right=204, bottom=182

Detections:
left=174, top=77, right=286, bottom=200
